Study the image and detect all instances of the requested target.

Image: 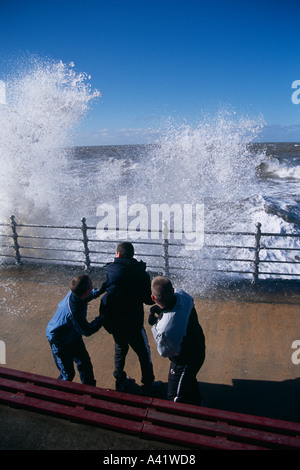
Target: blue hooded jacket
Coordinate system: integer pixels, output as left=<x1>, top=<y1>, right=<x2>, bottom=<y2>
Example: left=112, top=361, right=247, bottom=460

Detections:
left=46, top=289, right=103, bottom=346
left=100, top=257, right=153, bottom=333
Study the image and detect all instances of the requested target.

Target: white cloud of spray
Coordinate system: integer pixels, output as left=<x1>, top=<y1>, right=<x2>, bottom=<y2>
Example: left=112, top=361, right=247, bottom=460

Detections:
left=0, top=58, right=100, bottom=223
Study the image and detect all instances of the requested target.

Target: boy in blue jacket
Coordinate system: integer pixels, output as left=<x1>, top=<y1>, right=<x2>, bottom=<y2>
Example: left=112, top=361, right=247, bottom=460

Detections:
left=150, top=276, right=205, bottom=405
left=46, top=274, right=103, bottom=386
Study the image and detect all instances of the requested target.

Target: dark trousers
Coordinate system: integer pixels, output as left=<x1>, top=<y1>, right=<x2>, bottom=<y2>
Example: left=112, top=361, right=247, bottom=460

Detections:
left=168, top=357, right=204, bottom=405
left=112, top=327, right=154, bottom=387
left=50, top=337, right=96, bottom=386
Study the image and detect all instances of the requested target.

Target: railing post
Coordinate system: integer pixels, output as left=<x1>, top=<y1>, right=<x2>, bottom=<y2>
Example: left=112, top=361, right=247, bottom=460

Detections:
left=252, top=222, right=261, bottom=285
left=162, top=220, right=170, bottom=277
left=10, top=215, right=22, bottom=265
left=81, top=217, right=91, bottom=272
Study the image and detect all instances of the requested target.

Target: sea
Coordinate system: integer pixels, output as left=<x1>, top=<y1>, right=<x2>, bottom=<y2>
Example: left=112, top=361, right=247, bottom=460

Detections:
left=0, top=59, right=299, bottom=292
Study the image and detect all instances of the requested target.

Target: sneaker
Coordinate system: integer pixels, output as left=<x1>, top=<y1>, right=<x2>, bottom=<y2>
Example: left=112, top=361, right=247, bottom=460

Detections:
left=115, top=375, right=135, bottom=392
left=141, top=380, right=164, bottom=397
left=140, top=384, right=151, bottom=396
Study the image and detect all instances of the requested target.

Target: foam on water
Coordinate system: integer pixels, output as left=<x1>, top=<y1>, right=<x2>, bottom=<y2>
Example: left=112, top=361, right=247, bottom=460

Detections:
left=0, top=58, right=100, bottom=223
left=0, top=58, right=298, bottom=287
left=130, top=111, right=266, bottom=230
left=259, top=158, right=300, bottom=180
left=71, top=114, right=269, bottom=250
left=123, top=115, right=299, bottom=288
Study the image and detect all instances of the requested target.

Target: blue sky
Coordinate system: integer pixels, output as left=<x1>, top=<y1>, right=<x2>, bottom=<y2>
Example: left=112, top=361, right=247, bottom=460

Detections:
left=1, top=0, right=300, bottom=144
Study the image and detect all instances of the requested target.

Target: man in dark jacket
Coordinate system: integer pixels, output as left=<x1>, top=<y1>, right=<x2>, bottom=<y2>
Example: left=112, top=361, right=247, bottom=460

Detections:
left=99, top=242, right=155, bottom=392
left=150, top=276, right=205, bottom=405
left=46, top=274, right=103, bottom=386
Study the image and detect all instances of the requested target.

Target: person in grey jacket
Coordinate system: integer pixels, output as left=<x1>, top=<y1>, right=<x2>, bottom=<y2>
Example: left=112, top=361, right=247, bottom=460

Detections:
left=150, top=276, right=205, bottom=405
left=46, top=274, right=103, bottom=386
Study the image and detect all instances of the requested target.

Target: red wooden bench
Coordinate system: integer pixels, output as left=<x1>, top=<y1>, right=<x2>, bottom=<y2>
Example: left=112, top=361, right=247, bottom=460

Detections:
left=0, top=366, right=299, bottom=450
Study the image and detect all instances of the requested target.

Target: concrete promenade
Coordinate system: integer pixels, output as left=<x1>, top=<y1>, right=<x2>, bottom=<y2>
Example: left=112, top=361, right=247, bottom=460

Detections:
left=0, top=263, right=299, bottom=450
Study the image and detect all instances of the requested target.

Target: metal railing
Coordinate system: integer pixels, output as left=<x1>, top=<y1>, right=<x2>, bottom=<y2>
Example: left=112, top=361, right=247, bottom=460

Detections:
left=0, top=216, right=299, bottom=284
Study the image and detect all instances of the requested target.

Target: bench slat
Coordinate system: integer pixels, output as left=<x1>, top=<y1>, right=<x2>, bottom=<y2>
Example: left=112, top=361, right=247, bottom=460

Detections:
left=1, top=367, right=299, bottom=450
left=141, top=422, right=268, bottom=451
left=0, top=389, right=142, bottom=434
left=151, top=397, right=300, bottom=436
left=0, top=366, right=151, bottom=407
left=147, top=409, right=300, bottom=450
left=0, top=377, right=146, bottom=420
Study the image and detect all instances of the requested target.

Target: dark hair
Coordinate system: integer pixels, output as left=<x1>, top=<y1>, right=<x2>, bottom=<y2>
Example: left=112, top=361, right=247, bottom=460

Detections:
left=151, top=276, right=174, bottom=306
left=70, top=274, right=91, bottom=297
left=116, top=242, right=134, bottom=259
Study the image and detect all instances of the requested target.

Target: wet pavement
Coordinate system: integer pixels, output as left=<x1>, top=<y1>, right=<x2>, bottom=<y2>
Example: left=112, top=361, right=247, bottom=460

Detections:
left=0, top=263, right=299, bottom=450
